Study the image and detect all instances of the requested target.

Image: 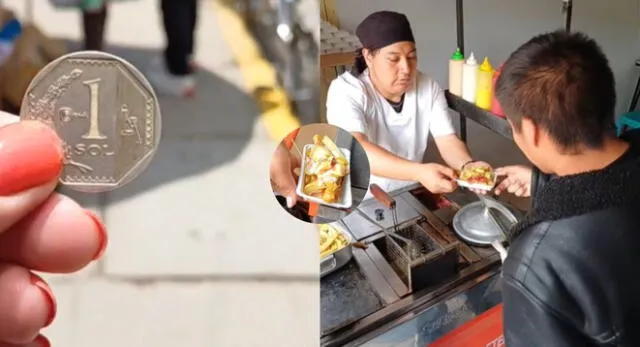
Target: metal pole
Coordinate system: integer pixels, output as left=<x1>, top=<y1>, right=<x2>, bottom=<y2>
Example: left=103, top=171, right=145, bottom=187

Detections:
left=456, top=0, right=467, bottom=142
left=562, top=0, right=573, bottom=32
left=456, top=0, right=465, bottom=54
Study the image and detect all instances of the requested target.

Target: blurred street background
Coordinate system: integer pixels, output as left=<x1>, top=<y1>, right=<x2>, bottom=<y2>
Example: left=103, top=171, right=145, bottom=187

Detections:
left=0, top=0, right=319, bottom=346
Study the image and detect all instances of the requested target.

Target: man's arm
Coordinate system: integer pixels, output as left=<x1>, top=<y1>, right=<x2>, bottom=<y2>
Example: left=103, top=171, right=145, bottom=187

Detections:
left=433, top=134, right=474, bottom=171
left=351, top=132, right=422, bottom=182
left=503, top=277, right=588, bottom=347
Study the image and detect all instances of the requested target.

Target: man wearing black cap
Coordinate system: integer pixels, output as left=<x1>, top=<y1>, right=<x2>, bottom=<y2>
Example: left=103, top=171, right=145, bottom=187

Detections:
left=326, top=11, right=489, bottom=199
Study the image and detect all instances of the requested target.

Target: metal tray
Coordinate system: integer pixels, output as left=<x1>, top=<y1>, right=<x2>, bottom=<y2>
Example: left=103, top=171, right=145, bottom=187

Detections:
left=297, top=144, right=353, bottom=209
left=321, top=223, right=354, bottom=278
left=452, top=199, right=521, bottom=246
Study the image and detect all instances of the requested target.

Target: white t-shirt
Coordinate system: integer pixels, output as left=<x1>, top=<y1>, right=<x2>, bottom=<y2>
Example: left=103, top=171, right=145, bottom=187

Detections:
left=326, top=70, right=455, bottom=198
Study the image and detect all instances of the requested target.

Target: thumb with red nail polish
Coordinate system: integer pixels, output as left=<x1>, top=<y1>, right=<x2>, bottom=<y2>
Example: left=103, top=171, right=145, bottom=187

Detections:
left=0, top=113, right=106, bottom=346
left=0, top=120, right=63, bottom=197
left=0, top=120, right=63, bottom=235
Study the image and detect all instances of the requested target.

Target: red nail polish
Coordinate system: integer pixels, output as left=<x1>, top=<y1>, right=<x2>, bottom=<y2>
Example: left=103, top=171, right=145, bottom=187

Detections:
left=0, top=121, right=63, bottom=196
left=29, top=274, right=56, bottom=328
left=85, top=210, right=108, bottom=260
left=34, top=335, right=51, bottom=347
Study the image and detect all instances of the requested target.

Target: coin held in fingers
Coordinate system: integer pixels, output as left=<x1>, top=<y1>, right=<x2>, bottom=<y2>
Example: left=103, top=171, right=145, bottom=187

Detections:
left=19, top=51, right=162, bottom=193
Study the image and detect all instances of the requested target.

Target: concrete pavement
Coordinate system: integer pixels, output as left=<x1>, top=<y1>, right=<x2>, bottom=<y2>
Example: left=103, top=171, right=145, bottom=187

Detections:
left=3, top=0, right=319, bottom=346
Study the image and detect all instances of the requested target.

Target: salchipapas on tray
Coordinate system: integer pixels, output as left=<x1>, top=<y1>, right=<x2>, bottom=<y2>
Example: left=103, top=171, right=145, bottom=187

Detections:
left=299, top=135, right=350, bottom=204
left=319, top=224, right=349, bottom=258
left=456, top=165, right=497, bottom=191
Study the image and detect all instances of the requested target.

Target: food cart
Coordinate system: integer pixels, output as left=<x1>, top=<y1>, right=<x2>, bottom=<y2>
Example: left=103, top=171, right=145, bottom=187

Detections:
left=319, top=1, right=574, bottom=346
left=321, top=185, right=506, bottom=346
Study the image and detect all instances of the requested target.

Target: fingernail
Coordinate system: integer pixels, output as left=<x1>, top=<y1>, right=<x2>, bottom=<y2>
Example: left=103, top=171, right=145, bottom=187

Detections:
left=85, top=210, right=108, bottom=260
left=0, top=121, right=63, bottom=196
left=286, top=196, right=295, bottom=208
left=34, top=335, right=51, bottom=347
left=29, top=274, right=56, bottom=328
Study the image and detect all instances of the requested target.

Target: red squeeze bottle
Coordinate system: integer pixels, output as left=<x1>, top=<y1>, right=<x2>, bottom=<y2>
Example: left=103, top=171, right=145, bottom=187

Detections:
left=491, top=64, right=505, bottom=118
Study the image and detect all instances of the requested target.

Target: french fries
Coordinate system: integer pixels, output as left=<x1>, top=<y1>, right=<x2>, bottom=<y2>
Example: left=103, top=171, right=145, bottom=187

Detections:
left=458, top=166, right=495, bottom=186
left=320, top=224, right=349, bottom=258
left=302, top=135, right=350, bottom=203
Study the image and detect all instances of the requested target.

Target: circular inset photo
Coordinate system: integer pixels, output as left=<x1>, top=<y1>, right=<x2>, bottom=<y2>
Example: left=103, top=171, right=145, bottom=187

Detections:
left=269, top=123, right=371, bottom=224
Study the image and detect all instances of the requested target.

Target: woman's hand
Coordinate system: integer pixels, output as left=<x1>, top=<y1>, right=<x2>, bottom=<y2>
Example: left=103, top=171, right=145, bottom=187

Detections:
left=270, top=142, right=301, bottom=208
left=494, top=165, right=533, bottom=197
left=0, top=113, right=107, bottom=346
left=416, top=163, right=458, bottom=194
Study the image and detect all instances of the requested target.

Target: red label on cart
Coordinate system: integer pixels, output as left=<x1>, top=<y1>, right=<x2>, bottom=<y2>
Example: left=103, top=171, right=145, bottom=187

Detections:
left=429, top=304, right=504, bottom=347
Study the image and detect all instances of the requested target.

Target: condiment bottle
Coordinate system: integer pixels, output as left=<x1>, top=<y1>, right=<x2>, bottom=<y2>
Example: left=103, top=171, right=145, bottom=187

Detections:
left=448, top=48, right=464, bottom=97
left=491, top=64, right=506, bottom=118
left=475, top=56, right=495, bottom=110
left=461, top=52, right=478, bottom=103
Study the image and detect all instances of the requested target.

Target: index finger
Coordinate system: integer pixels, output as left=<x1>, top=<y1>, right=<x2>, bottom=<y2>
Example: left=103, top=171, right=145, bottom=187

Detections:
left=495, top=167, right=511, bottom=176
left=0, top=193, right=105, bottom=273
left=437, top=179, right=456, bottom=192
left=494, top=177, right=517, bottom=195
left=438, top=166, right=457, bottom=180
left=495, top=165, right=519, bottom=176
left=497, top=174, right=515, bottom=187
left=0, top=122, right=63, bottom=232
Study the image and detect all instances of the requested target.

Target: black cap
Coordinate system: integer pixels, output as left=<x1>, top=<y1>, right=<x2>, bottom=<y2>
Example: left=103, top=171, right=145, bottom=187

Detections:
left=355, top=11, right=415, bottom=50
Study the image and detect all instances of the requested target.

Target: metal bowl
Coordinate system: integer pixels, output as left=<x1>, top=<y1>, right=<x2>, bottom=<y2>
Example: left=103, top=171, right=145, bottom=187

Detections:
left=320, top=224, right=354, bottom=278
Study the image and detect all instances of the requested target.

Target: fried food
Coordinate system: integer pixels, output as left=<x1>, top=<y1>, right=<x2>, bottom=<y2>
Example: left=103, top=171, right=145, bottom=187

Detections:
left=320, top=224, right=349, bottom=258
left=302, top=135, right=350, bottom=203
left=458, top=166, right=495, bottom=186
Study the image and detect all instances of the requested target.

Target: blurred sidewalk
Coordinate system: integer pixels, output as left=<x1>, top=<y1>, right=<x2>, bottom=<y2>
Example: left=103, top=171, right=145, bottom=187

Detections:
left=2, top=0, right=318, bottom=346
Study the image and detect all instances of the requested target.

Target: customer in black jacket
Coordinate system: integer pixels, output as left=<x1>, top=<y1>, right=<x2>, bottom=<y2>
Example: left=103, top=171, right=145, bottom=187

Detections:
left=492, top=30, right=640, bottom=346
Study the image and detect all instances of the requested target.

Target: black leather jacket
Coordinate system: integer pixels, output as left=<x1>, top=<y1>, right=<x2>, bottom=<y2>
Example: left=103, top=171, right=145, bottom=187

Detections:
left=502, top=130, right=640, bottom=347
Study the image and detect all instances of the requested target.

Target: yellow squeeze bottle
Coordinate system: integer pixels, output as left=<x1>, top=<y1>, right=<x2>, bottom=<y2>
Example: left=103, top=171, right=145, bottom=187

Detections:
left=475, top=57, right=495, bottom=110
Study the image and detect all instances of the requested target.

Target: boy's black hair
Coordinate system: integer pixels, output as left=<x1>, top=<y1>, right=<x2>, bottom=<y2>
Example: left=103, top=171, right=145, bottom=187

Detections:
left=495, top=30, right=617, bottom=154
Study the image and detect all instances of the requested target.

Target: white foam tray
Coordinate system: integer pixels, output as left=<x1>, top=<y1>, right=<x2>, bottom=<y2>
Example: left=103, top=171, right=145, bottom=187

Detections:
left=296, top=144, right=352, bottom=209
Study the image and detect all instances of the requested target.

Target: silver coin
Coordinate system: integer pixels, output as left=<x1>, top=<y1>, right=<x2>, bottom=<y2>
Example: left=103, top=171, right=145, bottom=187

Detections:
left=19, top=51, right=162, bottom=193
